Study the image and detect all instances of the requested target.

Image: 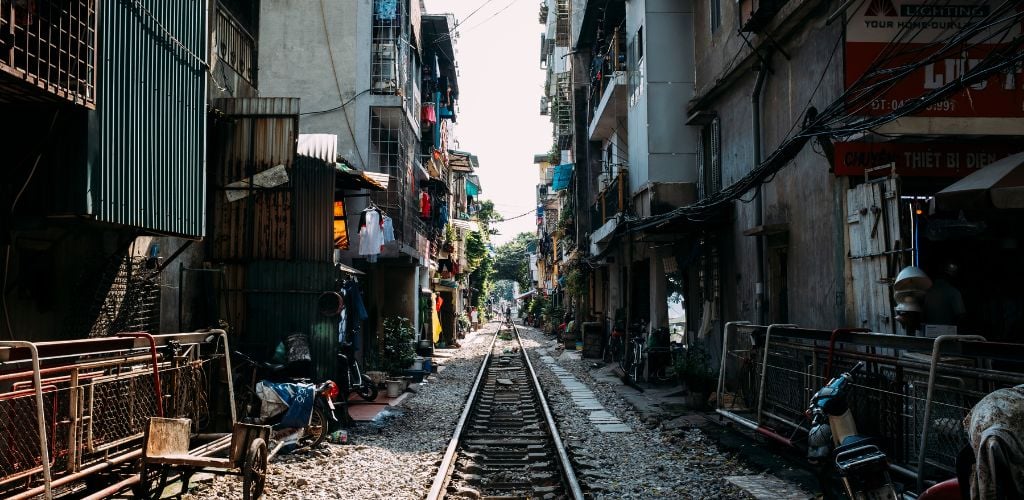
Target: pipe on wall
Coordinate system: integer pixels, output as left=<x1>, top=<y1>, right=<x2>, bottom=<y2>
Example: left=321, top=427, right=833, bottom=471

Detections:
left=751, top=63, right=768, bottom=326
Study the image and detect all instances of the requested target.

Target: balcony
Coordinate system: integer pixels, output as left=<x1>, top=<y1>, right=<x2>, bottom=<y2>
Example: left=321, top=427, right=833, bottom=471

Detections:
left=588, top=71, right=627, bottom=141
left=0, top=0, right=97, bottom=107
left=590, top=169, right=627, bottom=234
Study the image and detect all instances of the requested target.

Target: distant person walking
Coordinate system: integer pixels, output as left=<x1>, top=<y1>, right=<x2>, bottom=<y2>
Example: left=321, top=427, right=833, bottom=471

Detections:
left=505, top=306, right=512, bottom=324
left=470, top=307, right=480, bottom=330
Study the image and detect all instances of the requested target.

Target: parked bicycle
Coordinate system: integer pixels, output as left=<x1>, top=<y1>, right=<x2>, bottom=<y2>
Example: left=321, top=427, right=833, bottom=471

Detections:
left=620, top=319, right=648, bottom=383
left=337, top=343, right=378, bottom=402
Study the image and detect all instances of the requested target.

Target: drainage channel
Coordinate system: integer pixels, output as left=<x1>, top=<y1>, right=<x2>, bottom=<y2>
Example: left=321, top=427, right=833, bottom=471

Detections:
left=426, top=322, right=584, bottom=500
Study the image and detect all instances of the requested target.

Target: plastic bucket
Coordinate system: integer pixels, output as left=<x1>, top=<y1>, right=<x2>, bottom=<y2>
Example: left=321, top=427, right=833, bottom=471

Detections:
left=386, top=380, right=403, bottom=398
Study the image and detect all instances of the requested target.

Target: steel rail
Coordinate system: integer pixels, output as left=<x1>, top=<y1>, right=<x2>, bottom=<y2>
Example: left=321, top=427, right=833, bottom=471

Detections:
left=512, top=322, right=585, bottom=500
left=425, top=324, right=499, bottom=499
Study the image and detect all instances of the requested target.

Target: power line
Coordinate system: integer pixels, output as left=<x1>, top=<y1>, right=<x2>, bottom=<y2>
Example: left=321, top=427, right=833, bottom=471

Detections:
left=493, top=208, right=537, bottom=223
left=640, top=11, right=1024, bottom=229
left=431, top=0, right=501, bottom=44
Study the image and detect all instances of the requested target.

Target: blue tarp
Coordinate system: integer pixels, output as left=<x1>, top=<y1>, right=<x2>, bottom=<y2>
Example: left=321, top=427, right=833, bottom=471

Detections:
left=551, top=163, right=574, bottom=191
left=466, top=178, right=479, bottom=196
left=262, top=381, right=316, bottom=429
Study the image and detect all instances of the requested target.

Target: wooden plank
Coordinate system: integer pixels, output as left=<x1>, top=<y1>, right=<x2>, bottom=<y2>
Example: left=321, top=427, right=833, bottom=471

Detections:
left=145, top=418, right=191, bottom=458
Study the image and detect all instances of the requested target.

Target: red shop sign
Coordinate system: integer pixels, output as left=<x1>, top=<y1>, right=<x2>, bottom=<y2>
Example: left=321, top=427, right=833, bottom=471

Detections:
left=833, top=142, right=1023, bottom=177
left=845, top=0, right=1024, bottom=118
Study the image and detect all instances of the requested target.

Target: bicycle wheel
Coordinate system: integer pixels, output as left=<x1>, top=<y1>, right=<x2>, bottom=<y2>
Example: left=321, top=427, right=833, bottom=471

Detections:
left=632, top=344, right=644, bottom=382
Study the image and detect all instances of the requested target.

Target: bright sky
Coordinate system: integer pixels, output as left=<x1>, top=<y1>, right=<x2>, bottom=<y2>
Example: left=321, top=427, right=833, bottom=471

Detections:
left=427, top=0, right=549, bottom=244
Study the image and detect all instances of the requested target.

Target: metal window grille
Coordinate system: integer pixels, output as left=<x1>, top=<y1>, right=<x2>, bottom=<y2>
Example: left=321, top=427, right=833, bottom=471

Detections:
left=697, top=240, right=720, bottom=308
left=215, top=7, right=257, bottom=85
left=0, top=0, right=97, bottom=106
left=627, top=27, right=644, bottom=106
left=554, top=0, right=570, bottom=47
left=64, top=251, right=161, bottom=340
left=697, top=118, right=722, bottom=199
left=553, top=71, right=572, bottom=144
left=710, top=0, right=722, bottom=33
left=369, top=107, right=417, bottom=245
left=372, top=0, right=405, bottom=95
left=545, top=209, right=558, bottom=233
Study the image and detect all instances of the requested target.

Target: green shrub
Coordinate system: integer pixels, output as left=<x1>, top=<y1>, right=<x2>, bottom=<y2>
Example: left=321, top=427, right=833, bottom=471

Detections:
left=675, top=343, right=716, bottom=393
left=380, top=316, right=416, bottom=375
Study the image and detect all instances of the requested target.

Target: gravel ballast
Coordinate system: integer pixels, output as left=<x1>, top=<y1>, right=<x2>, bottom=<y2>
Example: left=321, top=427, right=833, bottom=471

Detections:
left=188, top=322, right=757, bottom=499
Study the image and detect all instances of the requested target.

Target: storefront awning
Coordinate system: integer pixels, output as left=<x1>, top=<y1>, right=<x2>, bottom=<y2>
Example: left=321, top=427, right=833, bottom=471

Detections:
left=336, top=163, right=388, bottom=191
left=466, top=174, right=481, bottom=196
left=936, top=151, right=1024, bottom=210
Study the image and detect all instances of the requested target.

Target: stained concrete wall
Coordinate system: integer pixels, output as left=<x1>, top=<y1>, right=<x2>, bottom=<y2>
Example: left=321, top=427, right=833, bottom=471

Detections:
left=691, top=1, right=847, bottom=329
left=258, top=0, right=370, bottom=169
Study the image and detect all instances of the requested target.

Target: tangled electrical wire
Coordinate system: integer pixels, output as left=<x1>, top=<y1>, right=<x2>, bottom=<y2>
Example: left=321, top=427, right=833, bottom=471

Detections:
left=640, top=0, right=1024, bottom=228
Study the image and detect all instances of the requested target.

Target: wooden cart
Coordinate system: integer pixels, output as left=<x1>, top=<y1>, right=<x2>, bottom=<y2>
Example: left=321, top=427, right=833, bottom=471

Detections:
left=138, top=417, right=270, bottom=500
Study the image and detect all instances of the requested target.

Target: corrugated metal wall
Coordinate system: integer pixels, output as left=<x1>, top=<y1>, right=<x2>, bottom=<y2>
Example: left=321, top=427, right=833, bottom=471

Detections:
left=244, top=260, right=338, bottom=380
left=211, top=98, right=299, bottom=260
left=94, top=0, right=207, bottom=237
left=293, top=155, right=336, bottom=262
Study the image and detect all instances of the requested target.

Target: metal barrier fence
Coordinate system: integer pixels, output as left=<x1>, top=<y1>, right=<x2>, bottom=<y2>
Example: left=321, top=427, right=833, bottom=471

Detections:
left=715, top=322, right=1024, bottom=494
left=0, top=331, right=233, bottom=499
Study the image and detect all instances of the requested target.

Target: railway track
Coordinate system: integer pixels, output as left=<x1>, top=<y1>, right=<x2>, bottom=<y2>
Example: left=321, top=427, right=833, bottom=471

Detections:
left=427, top=322, right=584, bottom=500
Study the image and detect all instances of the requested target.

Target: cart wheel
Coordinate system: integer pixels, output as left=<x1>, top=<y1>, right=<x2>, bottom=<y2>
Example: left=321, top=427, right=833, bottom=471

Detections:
left=134, top=463, right=168, bottom=499
left=242, top=438, right=269, bottom=500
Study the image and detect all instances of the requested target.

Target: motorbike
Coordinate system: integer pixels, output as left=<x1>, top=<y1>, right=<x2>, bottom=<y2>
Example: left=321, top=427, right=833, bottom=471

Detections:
left=807, top=361, right=899, bottom=500
left=337, top=342, right=378, bottom=402
left=232, top=350, right=338, bottom=451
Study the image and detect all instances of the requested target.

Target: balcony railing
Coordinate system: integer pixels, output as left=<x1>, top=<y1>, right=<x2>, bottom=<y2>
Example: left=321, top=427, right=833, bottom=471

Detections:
left=215, top=7, right=257, bottom=85
left=0, top=0, right=97, bottom=106
left=587, top=28, right=626, bottom=120
left=591, top=169, right=626, bottom=232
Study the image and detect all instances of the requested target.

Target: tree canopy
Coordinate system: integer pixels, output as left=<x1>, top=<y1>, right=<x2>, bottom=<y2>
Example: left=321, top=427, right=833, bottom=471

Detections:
left=493, top=231, right=533, bottom=289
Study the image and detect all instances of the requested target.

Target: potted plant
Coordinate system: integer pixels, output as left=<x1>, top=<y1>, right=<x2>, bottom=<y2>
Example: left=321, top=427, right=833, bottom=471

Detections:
left=675, top=343, right=716, bottom=409
left=380, top=316, right=417, bottom=377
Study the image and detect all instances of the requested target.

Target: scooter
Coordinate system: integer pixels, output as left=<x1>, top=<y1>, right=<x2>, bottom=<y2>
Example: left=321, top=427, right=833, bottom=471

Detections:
left=233, top=350, right=339, bottom=451
left=807, top=361, right=899, bottom=500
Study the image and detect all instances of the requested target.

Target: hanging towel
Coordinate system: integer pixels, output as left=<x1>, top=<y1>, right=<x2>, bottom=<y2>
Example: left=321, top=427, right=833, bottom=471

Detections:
left=358, top=209, right=384, bottom=256
left=374, top=0, right=398, bottom=20
left=431, top=305, right=442, bottom=343
left=421, top=103, right=437, bottom=124
left=382, top=215, right=395, bottom=244
left=420, top=192, right=431, bottom=218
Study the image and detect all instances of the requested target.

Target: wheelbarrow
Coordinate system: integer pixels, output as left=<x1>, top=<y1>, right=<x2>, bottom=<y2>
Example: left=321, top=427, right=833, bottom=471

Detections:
left=137, top=417, right=270, bottom=499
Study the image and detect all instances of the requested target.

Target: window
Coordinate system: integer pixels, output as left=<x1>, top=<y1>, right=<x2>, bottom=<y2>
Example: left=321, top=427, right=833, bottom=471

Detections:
left=697, top=117, right=722, bottom=199
left=710, top=0, right=722, bottom=34
left=333, top=201, right=349, bottom=249
left=627, top=26, right=644, bottom=106
left=372, top=0, right=405, bottom=94
left=369, top=107, right=415, bottom=241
